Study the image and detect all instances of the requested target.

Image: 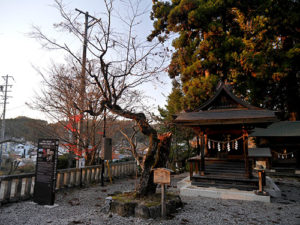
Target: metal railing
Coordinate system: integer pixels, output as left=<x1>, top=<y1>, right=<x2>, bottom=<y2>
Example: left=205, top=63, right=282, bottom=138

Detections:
left=0, top=161, right=136, bottom=205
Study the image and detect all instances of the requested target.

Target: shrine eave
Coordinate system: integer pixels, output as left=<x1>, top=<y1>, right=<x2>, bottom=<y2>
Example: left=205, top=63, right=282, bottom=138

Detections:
left=250, top=121, right=300, bottom=137
left=174, top=109, right=277, bottom=126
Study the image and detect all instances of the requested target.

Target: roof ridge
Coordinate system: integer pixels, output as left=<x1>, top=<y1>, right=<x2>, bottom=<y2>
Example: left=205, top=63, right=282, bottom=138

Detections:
left=196, top=81, right=260, bottom=111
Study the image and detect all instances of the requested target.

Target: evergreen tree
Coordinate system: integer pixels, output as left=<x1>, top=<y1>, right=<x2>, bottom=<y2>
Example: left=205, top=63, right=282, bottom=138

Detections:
left=150, top=0, right=300, bottom=119
left=232, top=0, right=300, bottom=119
left=159, top=80, right=183, bottom=121
left=158, top=80, right=194, bottom=165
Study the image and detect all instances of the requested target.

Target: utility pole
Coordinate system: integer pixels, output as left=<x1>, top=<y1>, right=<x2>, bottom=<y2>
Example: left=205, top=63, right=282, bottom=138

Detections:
left=0, top=75, right=14, bottom=167
left=75, top=8, right=100, bottom=168
left=101, top=107, right=106, bottom=186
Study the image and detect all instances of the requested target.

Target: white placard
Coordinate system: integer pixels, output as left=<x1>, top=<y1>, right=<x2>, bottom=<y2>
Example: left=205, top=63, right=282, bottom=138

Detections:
left=79, top=158, right=85, bottom=168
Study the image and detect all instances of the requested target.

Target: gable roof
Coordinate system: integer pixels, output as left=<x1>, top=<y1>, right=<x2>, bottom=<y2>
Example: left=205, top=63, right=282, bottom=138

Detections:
left=197, top=81, right=258, bottom=111
left=174, top=81, right=277, bottom=126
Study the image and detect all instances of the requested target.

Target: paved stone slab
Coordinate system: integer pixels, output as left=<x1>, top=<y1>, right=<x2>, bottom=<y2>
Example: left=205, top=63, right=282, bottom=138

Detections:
left=176, top=176, right=191, bottom=189
left=180, top=184, right=270, bottom=203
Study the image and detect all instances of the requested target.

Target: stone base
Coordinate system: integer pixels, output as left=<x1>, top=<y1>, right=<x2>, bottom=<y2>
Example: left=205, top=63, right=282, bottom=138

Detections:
left=178, top=176, right=271, bottom=203
left=110, top=193, right=182, bottom=219
left=180, top=185, right=270, bottom=203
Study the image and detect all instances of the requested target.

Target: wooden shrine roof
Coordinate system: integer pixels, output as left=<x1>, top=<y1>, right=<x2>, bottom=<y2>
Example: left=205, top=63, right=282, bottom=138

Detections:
left=250, top=121, right=300, bottom=137
left=174, top=109, right=276, bottom=126
left=174, top=82, right=277, bottom=126
left=248, top=148, right=272, bottom=158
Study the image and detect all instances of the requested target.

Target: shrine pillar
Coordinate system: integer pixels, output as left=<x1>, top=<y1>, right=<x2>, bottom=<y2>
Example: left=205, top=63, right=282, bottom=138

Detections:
left=200, top=132, right=205, bottom=176
left=243, top=127, right=251, bottom=178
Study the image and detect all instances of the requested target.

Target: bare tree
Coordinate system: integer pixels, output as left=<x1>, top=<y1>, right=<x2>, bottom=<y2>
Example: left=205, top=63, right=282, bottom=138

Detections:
left=31, top=0, right=171, bottom=197
left=30, top=58, right=104, bottom=166
left=119, top=124, right=147, bottom=170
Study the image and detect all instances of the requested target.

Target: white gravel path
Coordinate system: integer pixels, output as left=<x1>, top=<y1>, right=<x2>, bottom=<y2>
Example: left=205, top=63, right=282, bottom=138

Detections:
left=0, top=174, right=299, bottom=225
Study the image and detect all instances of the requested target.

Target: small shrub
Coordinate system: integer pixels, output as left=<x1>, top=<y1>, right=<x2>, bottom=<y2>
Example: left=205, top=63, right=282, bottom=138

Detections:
left=57, top=153, right=76, bottom=169
left=18, top=163, right=35, bottom=173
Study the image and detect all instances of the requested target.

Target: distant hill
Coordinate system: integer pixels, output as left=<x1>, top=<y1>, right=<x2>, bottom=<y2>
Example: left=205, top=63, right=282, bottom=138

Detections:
left=1, top=116, right=149, bottom=147
left=2, top=116, right=54, bottom=144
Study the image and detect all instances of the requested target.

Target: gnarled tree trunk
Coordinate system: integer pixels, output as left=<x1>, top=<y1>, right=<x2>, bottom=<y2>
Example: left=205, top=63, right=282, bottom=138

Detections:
left=108, top=105, right=172, bottom=197
left=136, top=132, right=172, bottom=197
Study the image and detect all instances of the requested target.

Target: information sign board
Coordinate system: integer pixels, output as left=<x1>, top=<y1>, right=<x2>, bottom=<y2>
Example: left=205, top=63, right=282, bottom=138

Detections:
left=79, top=158, right=85, bottom=168
left=33, top=139, right=59, bottom=205
left=153, top=168, right=173, bottom=185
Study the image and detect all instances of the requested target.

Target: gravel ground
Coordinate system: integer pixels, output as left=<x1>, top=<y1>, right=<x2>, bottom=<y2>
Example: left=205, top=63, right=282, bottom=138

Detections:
left=0, top=173, right=300, bottom=225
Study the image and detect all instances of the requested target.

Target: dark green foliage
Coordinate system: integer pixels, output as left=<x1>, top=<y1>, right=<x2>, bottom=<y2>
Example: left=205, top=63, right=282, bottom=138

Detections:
left=158, top=81, right=183, bottom=122
left=157, top=81, right=194, bottom=167
left=230, top=0, right=300, bottom=119
left=150, top=0, right=300, bottom=119
left=57, top=154, right=76, bottom=169
left=150, top=0, right=257, bottom=108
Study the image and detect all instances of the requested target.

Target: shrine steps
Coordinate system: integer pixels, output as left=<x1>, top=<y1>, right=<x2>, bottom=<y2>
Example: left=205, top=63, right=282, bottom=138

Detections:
left=191, top=175, right=258, bottom=191
left=205, top=162, right=245, bottom=176
left=191, top=159, right=258, bottom=191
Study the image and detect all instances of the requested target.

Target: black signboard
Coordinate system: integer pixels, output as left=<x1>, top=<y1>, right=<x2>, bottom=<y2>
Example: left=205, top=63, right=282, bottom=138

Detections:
left=33, top=139, right=59, bottom=205
left=103, top=138, right=112, bottom=160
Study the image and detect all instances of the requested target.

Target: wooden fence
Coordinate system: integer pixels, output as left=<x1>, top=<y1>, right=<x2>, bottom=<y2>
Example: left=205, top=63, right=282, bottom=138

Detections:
left=0, top=161, right=136, bottom=205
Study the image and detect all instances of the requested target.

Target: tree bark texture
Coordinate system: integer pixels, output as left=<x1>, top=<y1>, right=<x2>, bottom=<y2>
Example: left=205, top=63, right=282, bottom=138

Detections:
left=136, top=132, right=172, bottom=197
left=107, top=104, right=172, bottom=197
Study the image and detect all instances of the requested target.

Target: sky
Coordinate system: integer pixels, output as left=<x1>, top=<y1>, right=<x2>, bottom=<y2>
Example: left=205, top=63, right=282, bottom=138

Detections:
left=0, top=0, right=171, bottom=122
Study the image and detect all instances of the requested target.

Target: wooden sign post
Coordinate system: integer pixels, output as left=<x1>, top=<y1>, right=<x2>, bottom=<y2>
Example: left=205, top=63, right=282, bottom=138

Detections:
left=153, top=168, right=173, bottom=218
left=254, top=168, right=268, bottom=196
